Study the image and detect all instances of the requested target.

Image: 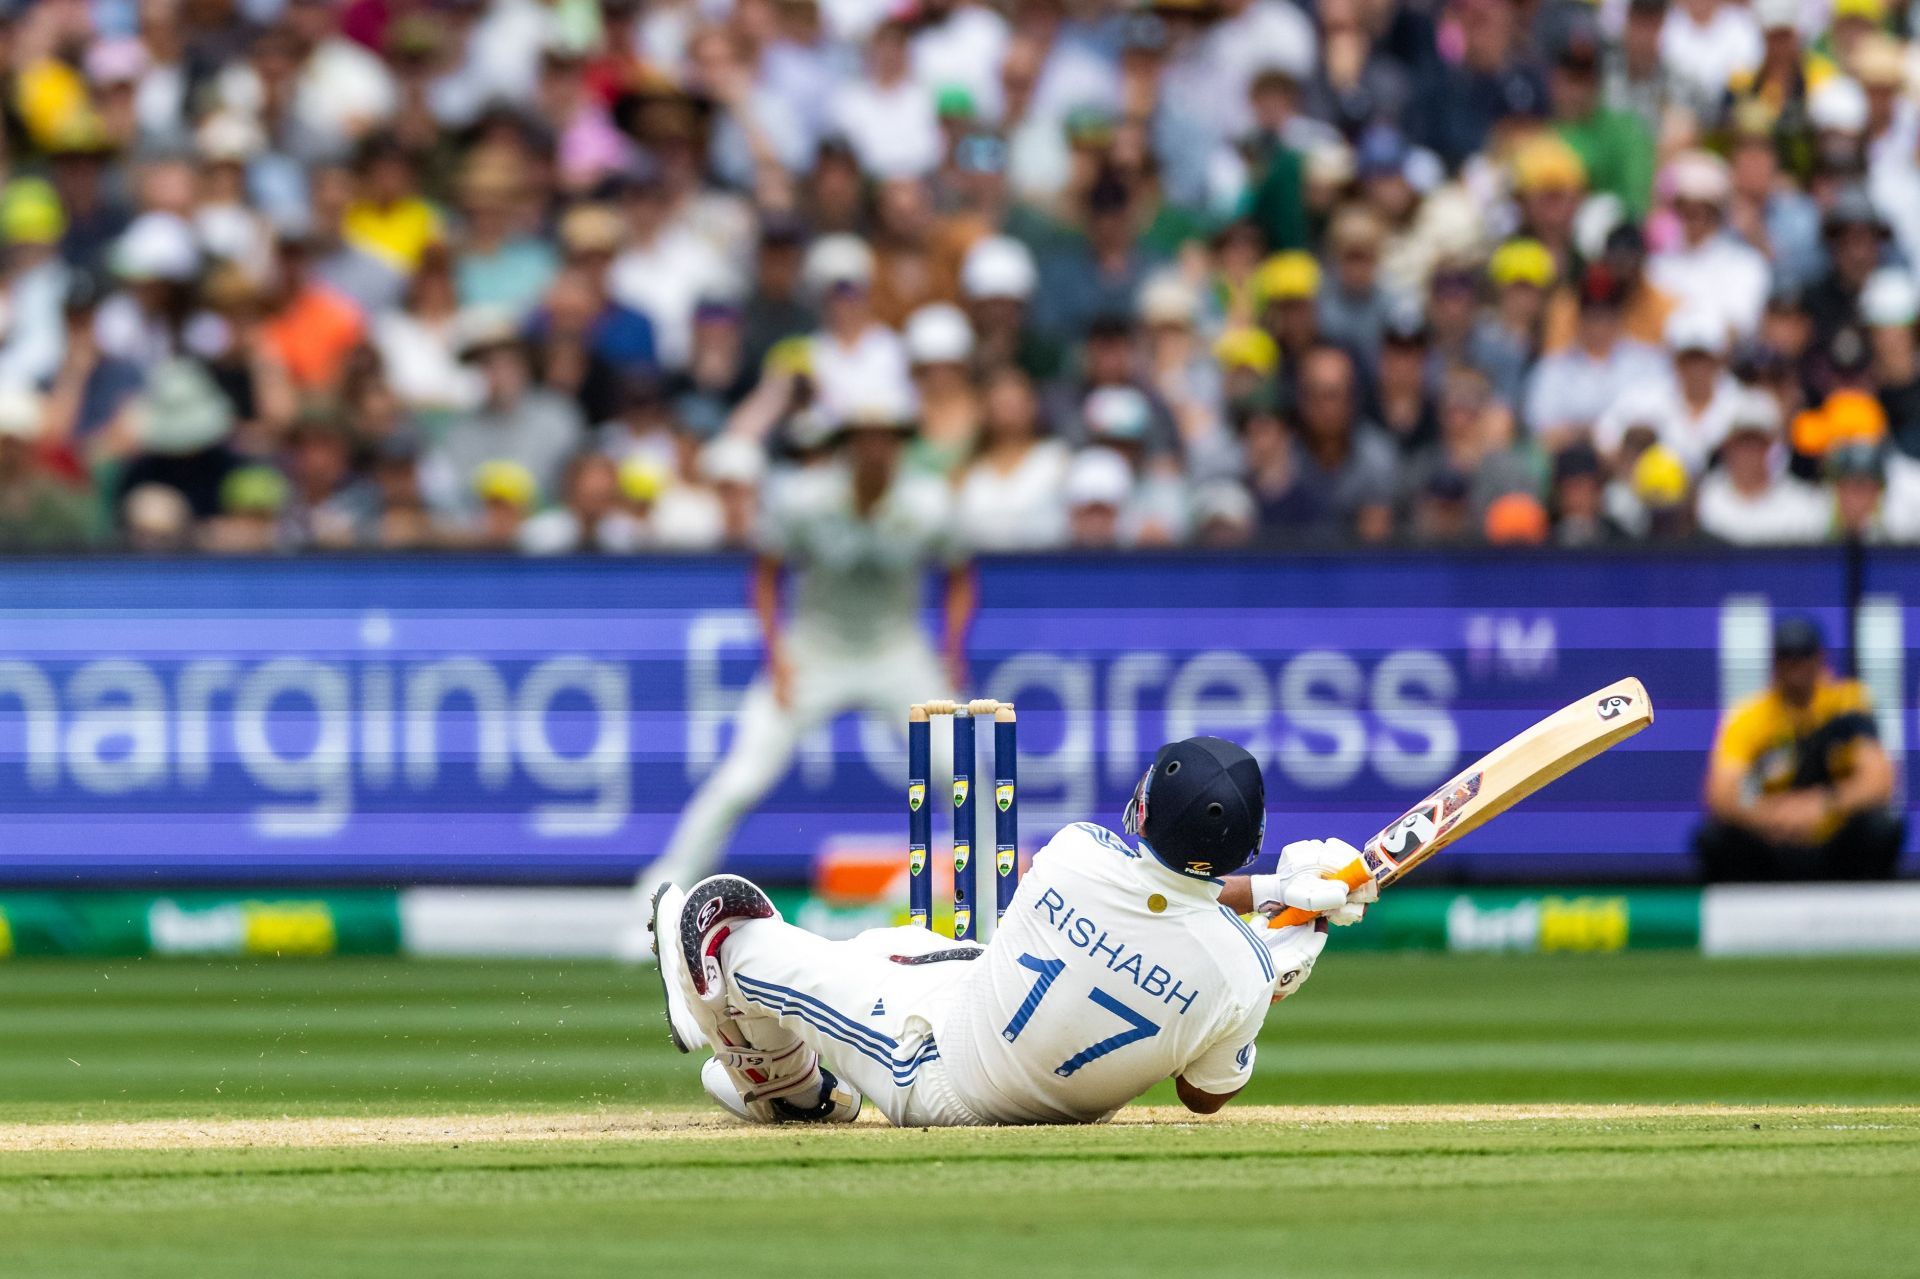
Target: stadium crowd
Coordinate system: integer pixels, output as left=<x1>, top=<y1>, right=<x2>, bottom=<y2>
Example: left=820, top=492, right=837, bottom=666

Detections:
left=3, top=0, right=1920, bottom=553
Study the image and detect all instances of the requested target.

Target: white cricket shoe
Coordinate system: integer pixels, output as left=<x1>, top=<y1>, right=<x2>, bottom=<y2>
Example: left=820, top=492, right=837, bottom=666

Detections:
left=700, top=1056, right=863, bottom=1125
left=661, top=875, right=864, bottom=1124
left=647, top=883, right=707, bottom=1053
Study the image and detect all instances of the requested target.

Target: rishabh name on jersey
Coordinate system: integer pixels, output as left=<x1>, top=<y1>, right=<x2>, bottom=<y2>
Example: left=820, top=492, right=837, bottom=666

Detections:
left=934, top=823, right=1274, bottom=1125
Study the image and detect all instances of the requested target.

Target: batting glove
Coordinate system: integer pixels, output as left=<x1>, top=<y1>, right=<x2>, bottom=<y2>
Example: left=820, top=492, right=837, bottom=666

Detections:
left=1248, top=837, right=1380, bottom=923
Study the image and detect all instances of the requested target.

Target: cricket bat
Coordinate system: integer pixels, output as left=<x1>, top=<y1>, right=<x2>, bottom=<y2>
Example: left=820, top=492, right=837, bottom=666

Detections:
left=1268, top=677, right=1655, bottom=929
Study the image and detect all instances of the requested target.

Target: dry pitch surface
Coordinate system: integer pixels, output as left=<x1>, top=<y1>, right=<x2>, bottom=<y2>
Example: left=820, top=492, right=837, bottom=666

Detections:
left=3, top=1102, right=1913, bottom=1151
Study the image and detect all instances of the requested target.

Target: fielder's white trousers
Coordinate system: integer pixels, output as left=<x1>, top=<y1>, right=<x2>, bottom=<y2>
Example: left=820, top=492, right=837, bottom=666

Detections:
left=721, top=914, right=987, bottom=1128
left=640, top=626, right=949, bottom=898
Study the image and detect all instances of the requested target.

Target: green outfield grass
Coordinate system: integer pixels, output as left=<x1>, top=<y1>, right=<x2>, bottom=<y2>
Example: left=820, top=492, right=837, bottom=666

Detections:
left=4, top=953, right=1919, bottom=1277
left=4, top=952, right=1918, bottom=1120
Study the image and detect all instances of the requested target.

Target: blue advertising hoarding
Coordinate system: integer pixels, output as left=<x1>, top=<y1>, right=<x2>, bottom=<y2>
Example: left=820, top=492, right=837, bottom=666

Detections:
left=0, top=551, right=1908, bottom=885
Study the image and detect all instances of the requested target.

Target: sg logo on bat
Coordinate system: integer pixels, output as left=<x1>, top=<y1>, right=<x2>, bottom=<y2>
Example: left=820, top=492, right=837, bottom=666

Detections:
left=1596, top=694, right=1635, bottom=720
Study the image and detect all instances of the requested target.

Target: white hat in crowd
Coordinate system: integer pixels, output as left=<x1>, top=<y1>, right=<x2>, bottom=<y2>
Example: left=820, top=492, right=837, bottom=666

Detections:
left=698, top=434, right=768, bottom=487
left=905, top=303, right=976, bottom=365
left=1083, top=386, right=1153, bottom=442
left=0, top=383, right=44, bottom=440
left=802, top=234, right=876, bottom=295
left=1064, top=448, right=1135, bottom=509
left=1665, top=310, right=1728, bottom=356
left=1861, top=268, right=1920, bottom=328
left=1728, top=388, right=1784, bottom=437
left=1753, top=0, right=1799, bottom=32
left=960, top=235, right=1037, bottom=301
left=1809, top=77, right=1869, bottom=133
left=1137, top=272, right=1200, bottom=327
left=115, top=212, right=201, bottom=282
left=196, top=111, right=267, bottom=164
left=836, top=369, right=919, bottom=430
left=1666, top=150, right=1732, bottom=205
left=1193, top=481, right=1257, bottom=530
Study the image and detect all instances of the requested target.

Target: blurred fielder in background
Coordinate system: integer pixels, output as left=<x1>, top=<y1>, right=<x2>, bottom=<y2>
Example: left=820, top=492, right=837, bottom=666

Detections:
left=621, top=390, right=971, bottom=957
left=649, top=737, right=1375, bottom=1127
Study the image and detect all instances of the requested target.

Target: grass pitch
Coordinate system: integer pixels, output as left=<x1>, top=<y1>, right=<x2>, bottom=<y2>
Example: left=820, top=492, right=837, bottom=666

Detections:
left=3, top=952, right=1918, bottom=1277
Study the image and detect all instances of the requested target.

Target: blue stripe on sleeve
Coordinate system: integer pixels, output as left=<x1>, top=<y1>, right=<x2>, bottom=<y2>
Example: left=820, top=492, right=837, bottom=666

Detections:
left=1218, top=906, right=1276, bottom=982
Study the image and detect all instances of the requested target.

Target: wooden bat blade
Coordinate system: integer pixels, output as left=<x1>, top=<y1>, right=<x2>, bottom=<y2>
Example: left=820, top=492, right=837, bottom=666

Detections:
left=1266, top=678, right=1654, bottom=928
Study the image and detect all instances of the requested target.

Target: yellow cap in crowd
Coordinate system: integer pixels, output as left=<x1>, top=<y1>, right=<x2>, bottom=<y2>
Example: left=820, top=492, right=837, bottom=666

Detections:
left=1213, top=327, right=1280, bottom=375
left=1488, top=238, right=1556, bottom=289
left=474, top=460, right=538, bottom=510
left=1252, top=251, right=1321, bottom=305
left=1632, top=446, right=1691, bottom=508
left=1511, top=135, right=1587, bottom=194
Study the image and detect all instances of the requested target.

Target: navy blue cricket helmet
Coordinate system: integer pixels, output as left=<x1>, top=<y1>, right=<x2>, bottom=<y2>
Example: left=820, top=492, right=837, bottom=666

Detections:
left=1122, top=736, right=1267, bottom=879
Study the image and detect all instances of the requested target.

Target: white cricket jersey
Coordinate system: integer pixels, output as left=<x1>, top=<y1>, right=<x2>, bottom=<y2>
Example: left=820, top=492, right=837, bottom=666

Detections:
left=934, top=823, right=1275, bottom=1125
left=756, top=461, right=963, bottom=646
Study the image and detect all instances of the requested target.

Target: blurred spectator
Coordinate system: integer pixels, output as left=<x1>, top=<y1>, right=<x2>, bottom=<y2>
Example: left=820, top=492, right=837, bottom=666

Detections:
left=0, top=386, right=95, bottom=550
left=1526, top=263, right=1667, bottom=447
left=374, top=246, right=481, bottom=413
left=1549, top=443, right=1627, bottom=546
left=1540, top=222, right=1676, bottom=355
left=0, top=179, right=73, bottom=388
left=956, top=366, right=1068, bottom=551
left=520, top=453, right=640, bottom=554
left=1803, top=190, right=1886, bottom=347
left=422, top=310, right=584, bottom=517
left=1281, top=345, right=1397, bottom=543
left=803, top=234, right=912, bottom=423
left=0, top=0, right=1912, bottom=557
left=1605, top=0, right=1681, bottom=141
left=1472, top=240, right=1554, bottom=409
left=1077, top=385, right=1188, bottom=544
left=1064, top=446, right=1132, bottom=550
left=693, top=434, right=765, bottom=551
left=259, top=231, right=366, bottom=395
left=829, top=18, right=941, bottom=179
left=1661, top=0, right=1761, bottom=113
left=904, top=303, right=980, bottom=473
left=1594, top=310, right=1740, bottom=475
left=1648, top=151, right=1770, bottom=340
left=283, top=410, right=378, bottom=549
left=1403, top=366, right=1535, bottom=528
left=116, top=359, right=242, bottom=520
left=1369, top=305, right=1437, bottom=455
left=1550, top=26, right=1654, bottom=220
left=1727, top=108, right=1822, bottom=295
left=1696, top=389, right=1829, bottom=544
left=1408, top=0, right=1546, bottom=170
left=1696, top=616, right=1903, bottom=880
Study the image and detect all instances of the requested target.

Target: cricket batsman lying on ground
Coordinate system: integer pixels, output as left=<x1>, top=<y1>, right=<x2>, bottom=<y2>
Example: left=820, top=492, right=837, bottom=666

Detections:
left=650, top=735, right=1374, bottom=1126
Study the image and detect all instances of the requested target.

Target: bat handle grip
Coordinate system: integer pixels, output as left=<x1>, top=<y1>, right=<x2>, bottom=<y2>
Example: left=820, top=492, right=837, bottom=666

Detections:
left=1266, top=858, right=1375, bottom=929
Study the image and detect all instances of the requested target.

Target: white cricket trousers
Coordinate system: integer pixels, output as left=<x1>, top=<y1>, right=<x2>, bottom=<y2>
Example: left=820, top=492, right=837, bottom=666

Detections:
left=721, top=914, right=987, bottom=1128
left=640, top=625, right=949, bottom=897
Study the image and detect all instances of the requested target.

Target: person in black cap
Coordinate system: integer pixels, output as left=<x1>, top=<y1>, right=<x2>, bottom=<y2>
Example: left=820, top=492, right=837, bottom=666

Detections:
left=646, top=732, right=1376, bottom=1127
left=1803, top=188, right=1887, bottom=347
left=1695, top=616, right=1904, bottom=880
left=1547, top=440, right=1626, bottom=545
